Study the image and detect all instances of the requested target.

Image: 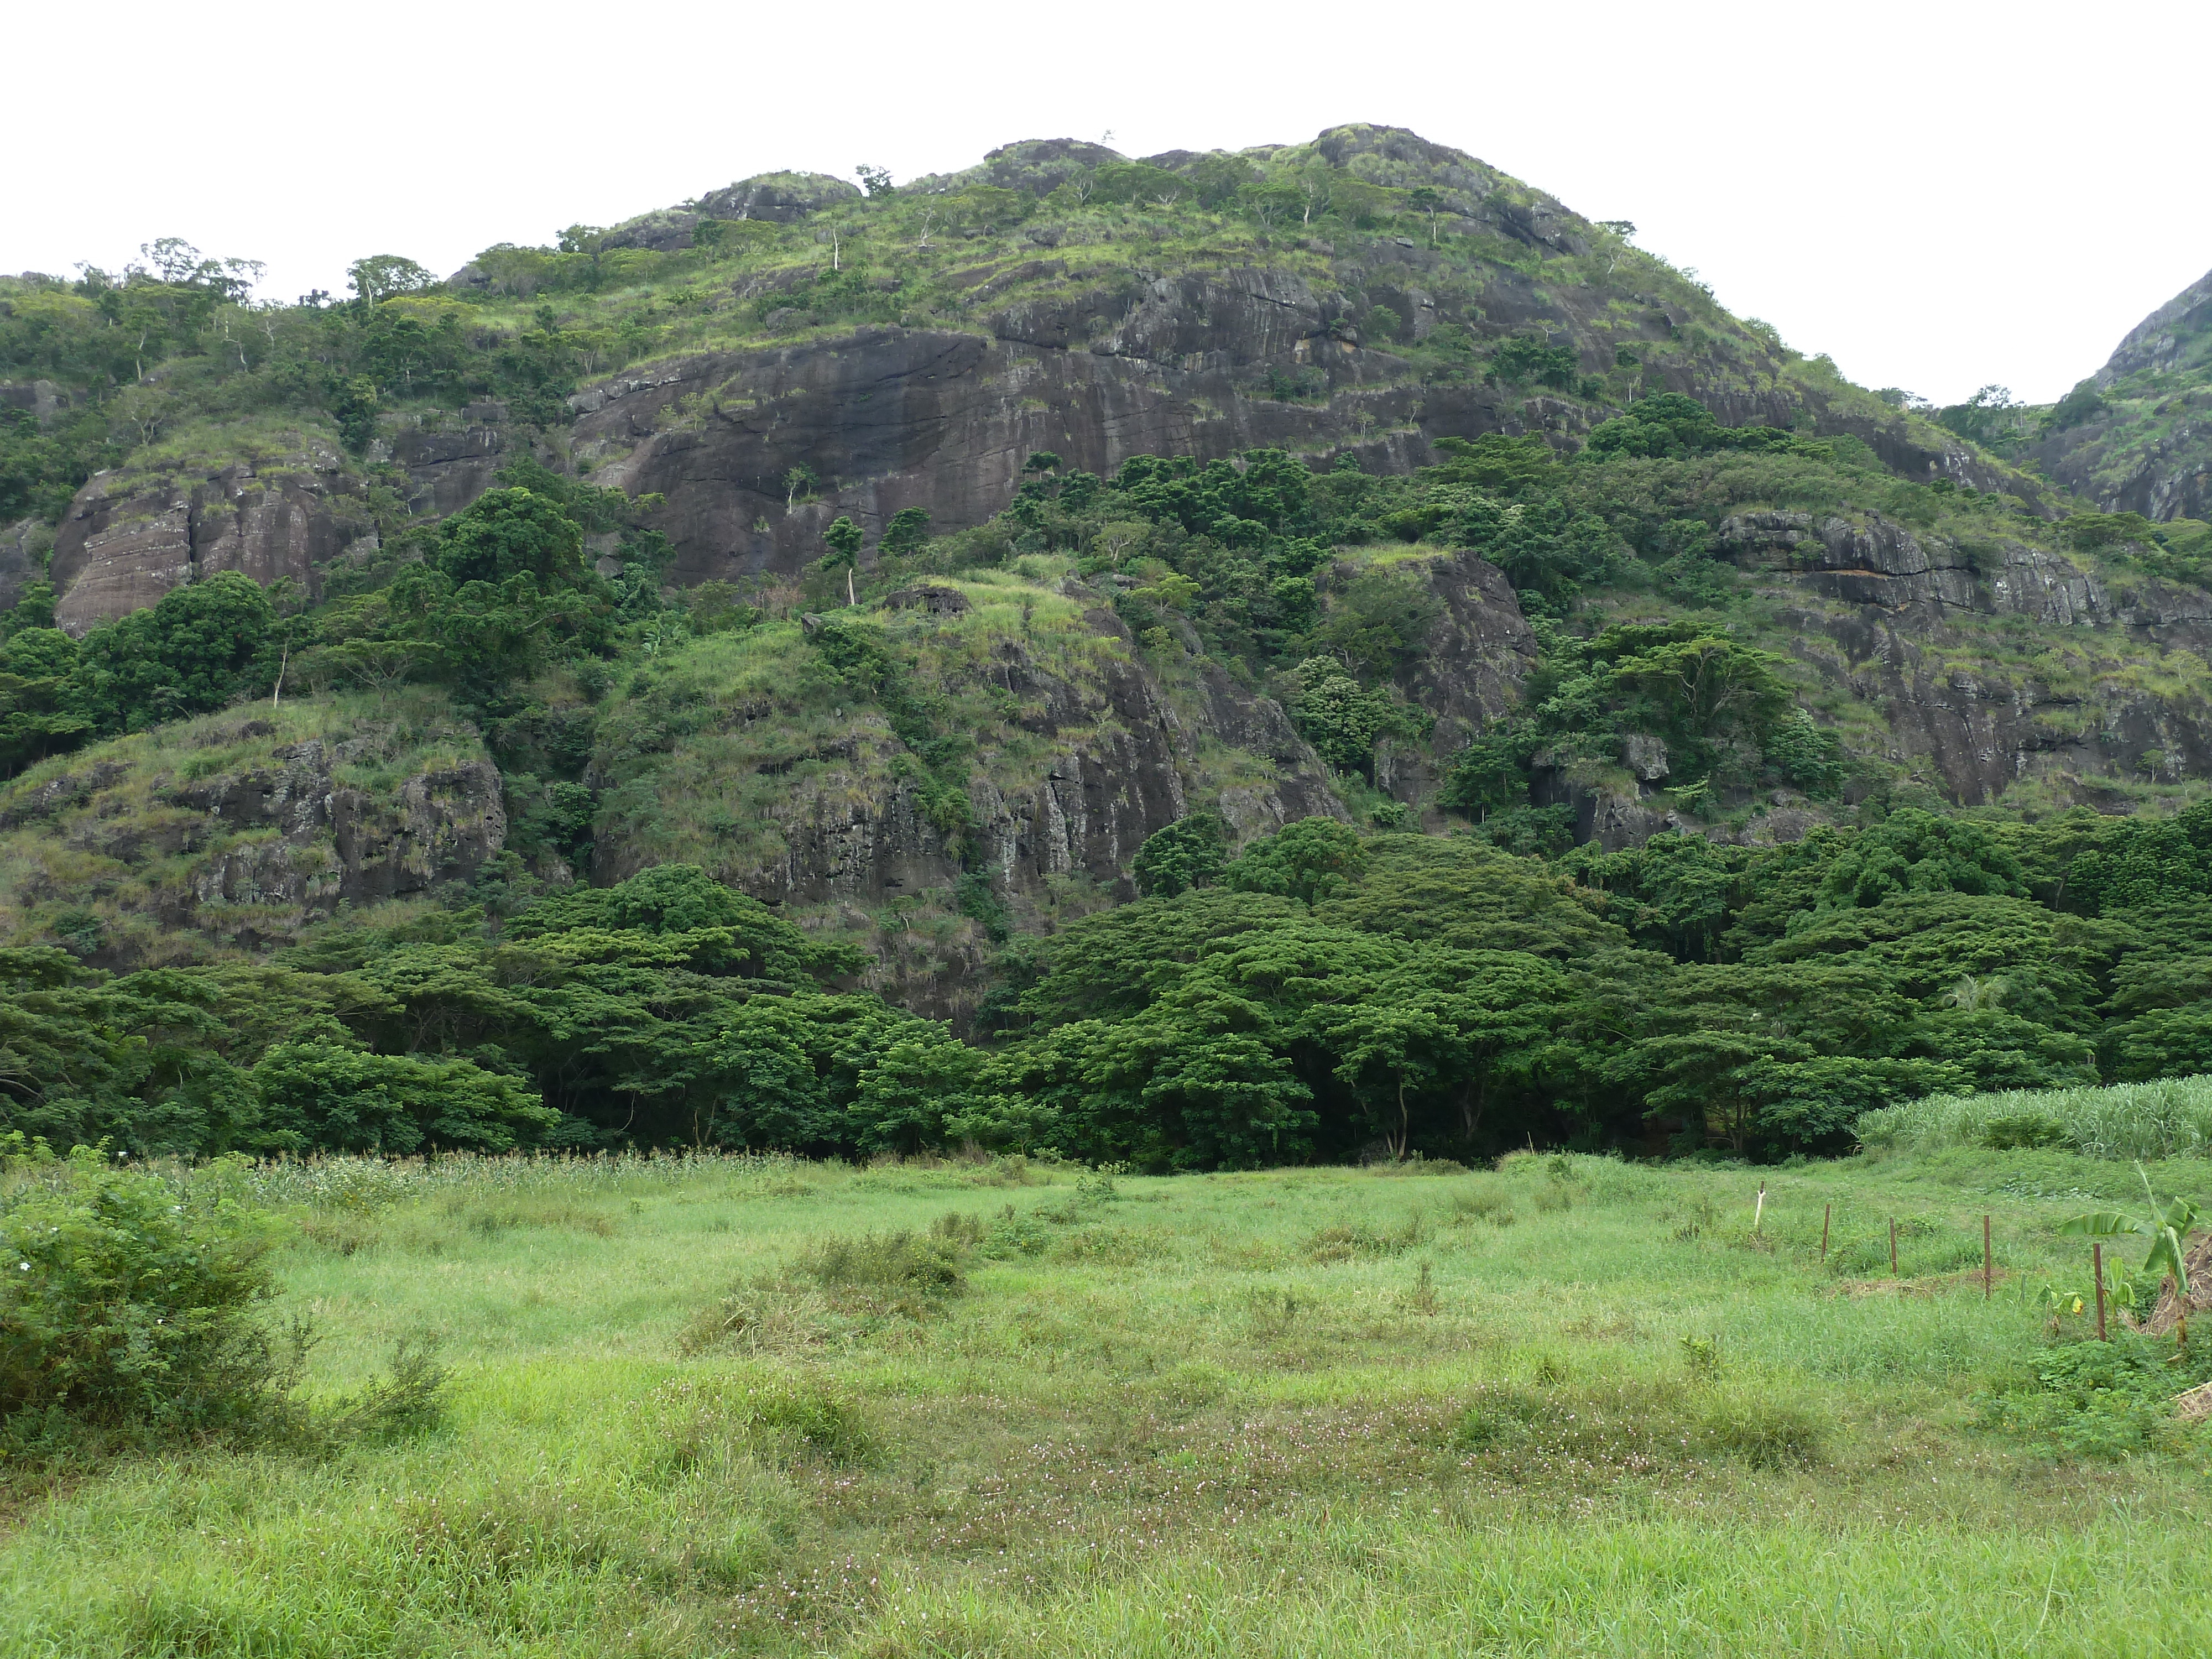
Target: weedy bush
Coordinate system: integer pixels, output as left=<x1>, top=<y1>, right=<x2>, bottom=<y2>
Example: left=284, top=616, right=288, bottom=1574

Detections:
left=1400, top=1261, right=1441, bottom=1315
left=315, top=1337, right=450, bottom=1445
left=1449, top=1183, right=1516, bottom=1225
left=0, top=1151, right=453, bottom=1469
left=1451, top=1367, right=1818, bottom=1469
left=1532, top=1180, right=1577, bottom=1214
left=1671, top=1194, right=1720, bottom=1240
left=744, top=1380, right=880, bottom=1467
left=0, top=1150, right=299, bottom=1448
left=1977, top=1334, right=2212, bottom=1459
left=1242, top=1287, right=1303, bottom=1342
left=1701, top=1396, right=1825, bottom=1468
left=977, top=1203, right=1051, bottom=1257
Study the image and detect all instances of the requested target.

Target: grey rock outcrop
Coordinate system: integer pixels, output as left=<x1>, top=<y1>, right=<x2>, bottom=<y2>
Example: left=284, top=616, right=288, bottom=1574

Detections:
left=1714, top=506, right=2212, bottom=804
left=170, top=739, right=507, bottom=907
left=43, top=413, right=540, bottom=629
left=49, top=446, right=376, bottom=633
left=600, top=594, right=1346, bottom=909
left=0, top=379, right=68, bottom=425
left=2099, top=267, right=2212, bottom=382
left=385, top=415, right=514, bottom=518
left=572, top=283, right=1525, bottom=586
left=604, top=172, right=863, bottom=251
left=0, top=517, right=49, bottom=612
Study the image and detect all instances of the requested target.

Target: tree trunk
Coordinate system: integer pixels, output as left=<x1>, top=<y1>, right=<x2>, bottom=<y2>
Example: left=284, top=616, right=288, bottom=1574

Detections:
left=1460, top=1073, right=1486, bottom=1144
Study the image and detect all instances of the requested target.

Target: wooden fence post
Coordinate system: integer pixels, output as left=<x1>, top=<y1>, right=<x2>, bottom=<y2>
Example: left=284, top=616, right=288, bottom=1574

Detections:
left=1820, top=1203, right=1831, bottom=1262
left=1890, top=1217, right=1898, bottom=1277
left=1984, top=1215, right=1992, bottom=1300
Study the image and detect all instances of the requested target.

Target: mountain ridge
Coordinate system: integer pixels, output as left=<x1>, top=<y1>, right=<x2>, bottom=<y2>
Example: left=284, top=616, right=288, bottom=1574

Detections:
left=7, top=123, right=2052, bottom=632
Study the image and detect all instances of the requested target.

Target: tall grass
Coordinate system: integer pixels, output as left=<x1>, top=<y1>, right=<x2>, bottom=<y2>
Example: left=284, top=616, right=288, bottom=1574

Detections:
left=4, top=1150, right=2206, bottom=1658
left=1857, top=1075, right=2212, bottom=1159
left=143, top=1149, right=820, bottom=1212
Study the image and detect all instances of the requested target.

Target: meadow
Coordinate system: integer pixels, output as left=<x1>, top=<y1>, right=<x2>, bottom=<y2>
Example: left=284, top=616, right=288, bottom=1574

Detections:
left=3, top=1142, right=2210, bottom=1658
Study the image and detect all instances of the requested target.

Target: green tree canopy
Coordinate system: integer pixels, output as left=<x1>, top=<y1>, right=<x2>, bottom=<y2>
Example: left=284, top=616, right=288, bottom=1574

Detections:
left=435, top=488, right=588, bottom=588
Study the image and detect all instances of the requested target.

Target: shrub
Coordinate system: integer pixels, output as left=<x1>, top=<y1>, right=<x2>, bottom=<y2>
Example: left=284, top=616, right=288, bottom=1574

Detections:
left=0, top=1150, right=296, bottom=1441
left=317, top=1337, right=450, bottom=1443
left=1131, top=811, right=1229, bottom=899
left=1489, top=337, right=1579, bottom=389
left=1978, top=1334, right=2212, bottom=1459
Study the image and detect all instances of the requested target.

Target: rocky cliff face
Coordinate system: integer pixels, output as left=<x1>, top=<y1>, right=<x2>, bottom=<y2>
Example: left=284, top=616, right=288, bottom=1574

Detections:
left=2101, top=269, right=2212, bottom=382
left=43, top=413, right=546, bottom=632
left=0, top=516, right=49, bottom=613
left=2028, top=266, right=2212, bottom=523
left=49, top=440, right=374, bottom=633
left=0, top=707, right=505, bottom=964
left=598, top=172, right=865, bottom=253
left=570, top=296, right=2019, bottom=592
left=1720, top=510, right=2212, bottom=807
left=591, top=574, right=1354, bottom=906
left=582, top=564, right=1368, bottom=1022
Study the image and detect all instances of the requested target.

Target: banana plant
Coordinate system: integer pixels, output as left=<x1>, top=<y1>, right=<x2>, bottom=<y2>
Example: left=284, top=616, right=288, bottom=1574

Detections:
left=2058, top=1164, right=2201, bottom=1306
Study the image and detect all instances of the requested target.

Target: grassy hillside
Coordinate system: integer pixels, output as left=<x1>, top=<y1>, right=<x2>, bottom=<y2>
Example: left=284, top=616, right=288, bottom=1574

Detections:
left=3, top=1149, right=2208, bottom=1656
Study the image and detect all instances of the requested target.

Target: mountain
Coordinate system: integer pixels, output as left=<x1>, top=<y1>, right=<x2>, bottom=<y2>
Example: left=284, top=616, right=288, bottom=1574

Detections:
left=4, top=124, right=2212, bottom=1021
left=2027, top=265, right=2212, bottom=524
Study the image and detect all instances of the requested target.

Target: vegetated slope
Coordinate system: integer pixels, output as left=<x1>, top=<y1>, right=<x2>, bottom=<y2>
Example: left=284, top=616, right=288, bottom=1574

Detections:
left=11, top=391, right=2212, bottom=1048
left=0, top=692, right=502, bottom=967
left=2030, top=265, right=2212, bottom=525
left=17, top=118, right=2190, bottom=856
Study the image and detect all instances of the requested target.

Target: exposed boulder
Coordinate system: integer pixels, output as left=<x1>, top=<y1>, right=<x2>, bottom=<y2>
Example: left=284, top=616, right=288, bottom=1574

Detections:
left=2099, top=267, right=2212, bottom=383
left=0, top=517, right=49, bottom=612
left=0, top=379, right=68, bottom=425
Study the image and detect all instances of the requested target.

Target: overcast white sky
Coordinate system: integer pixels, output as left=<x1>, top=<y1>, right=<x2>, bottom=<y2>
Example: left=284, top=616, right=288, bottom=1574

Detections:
left=7, top=0, right=2205, bottom=406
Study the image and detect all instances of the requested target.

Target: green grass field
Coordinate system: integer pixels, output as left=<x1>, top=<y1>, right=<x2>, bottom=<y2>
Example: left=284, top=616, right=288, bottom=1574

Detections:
left=4, top=1147, right=2210, bottom=1657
